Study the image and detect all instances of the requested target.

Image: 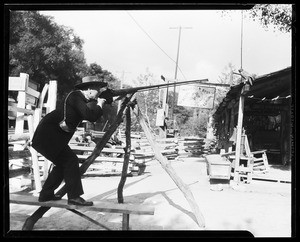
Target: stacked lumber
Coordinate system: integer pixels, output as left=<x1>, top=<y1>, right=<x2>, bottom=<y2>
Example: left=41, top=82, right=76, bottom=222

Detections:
left=177, top=137, right=206, bottom=157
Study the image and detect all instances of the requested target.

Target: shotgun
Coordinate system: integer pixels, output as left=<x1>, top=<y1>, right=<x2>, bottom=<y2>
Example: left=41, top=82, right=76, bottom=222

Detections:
left=98, top=78, right=230, bottom=102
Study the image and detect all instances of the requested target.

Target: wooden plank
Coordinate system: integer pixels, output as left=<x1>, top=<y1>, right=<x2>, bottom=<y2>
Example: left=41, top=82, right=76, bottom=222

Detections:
left=10, top=194, right=154, bottom=215
left=251, top=176, right=291, bottom=183
left=8, top=106, right=35, bottom=115
left=25, top=94, right=37, bottom=106
left=77, top=155, right=126, bottom=163
left=9, top=167, right=31, bottom=178
left=155, top=138, right=178, bottom=142
left=8, top=149, right=31, bottom=159
left=70, top=145, right=125, bottom=154
left=133, top=149, right=177, bottom=156
left=8, top=133, right=30, bottom=143
left=8, top=76, right=28, bottom=91
left=26, top=86, right=40, bottom=99
left=28, top=80, right=39, bottom=91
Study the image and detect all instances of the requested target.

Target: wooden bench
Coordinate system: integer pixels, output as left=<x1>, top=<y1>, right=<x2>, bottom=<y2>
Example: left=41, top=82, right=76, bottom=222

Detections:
left=10, top=194, right=155, bottom=230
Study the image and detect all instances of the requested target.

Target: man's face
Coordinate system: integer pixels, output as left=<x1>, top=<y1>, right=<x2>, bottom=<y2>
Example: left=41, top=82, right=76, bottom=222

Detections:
left=87, top=89, right=99, bottom=99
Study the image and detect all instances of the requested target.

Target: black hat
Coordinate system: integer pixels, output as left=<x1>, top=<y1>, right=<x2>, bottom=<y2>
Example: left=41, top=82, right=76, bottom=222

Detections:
left=75, top=76, right=108, bottom=90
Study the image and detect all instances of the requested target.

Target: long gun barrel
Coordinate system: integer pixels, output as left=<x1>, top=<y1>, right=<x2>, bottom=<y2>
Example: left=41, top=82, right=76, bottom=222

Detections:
left=99, top=78, right=230, bottom=99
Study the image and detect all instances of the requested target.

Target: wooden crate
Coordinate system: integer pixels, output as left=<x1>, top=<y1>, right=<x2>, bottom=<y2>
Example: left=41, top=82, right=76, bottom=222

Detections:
left=205, top=154, right=231, bottom=180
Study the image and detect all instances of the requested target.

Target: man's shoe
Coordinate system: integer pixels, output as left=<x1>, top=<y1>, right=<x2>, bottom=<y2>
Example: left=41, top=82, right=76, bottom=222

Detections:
left=68, top=197, right=93, bottom=206
left=38, top=194, right=62, bottom=202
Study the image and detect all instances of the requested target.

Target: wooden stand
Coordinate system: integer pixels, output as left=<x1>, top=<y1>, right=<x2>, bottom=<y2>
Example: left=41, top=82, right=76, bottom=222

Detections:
left=21, top=94, right=136, bottom=230
left=15, top=93, right=205, bottom=230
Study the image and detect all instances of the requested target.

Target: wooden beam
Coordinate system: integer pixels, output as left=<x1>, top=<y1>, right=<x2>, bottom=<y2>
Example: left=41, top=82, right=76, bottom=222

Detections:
left=117, top=106, right=131, bottom=203
left=10, top=194, right=154, bottom=215
left=8, top=149, right=31, bottom=159
left=133, top=104, right=205, bottom=228
left=7, top=106, right=34, bottom=115
left=10, top=193, right=154, bottom=230
left=9, top=167, right=31, bottom=178
left=122, top=214, right=130, bottom=230
left=8, top=133, right=30, bottom=142
left=77, top=155, right=125, bottom=163
left=70, top=145, right=125, bottom=154
left=234, top=87, right=245, bottom=182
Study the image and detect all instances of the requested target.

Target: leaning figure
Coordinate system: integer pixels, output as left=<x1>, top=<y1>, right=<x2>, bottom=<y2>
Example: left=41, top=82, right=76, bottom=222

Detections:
left=32, top=76, right=112, bottom=206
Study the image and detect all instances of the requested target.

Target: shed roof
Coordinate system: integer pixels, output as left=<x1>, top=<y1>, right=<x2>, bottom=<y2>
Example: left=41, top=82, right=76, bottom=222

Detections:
left=214, top=66, right=292, bottom=117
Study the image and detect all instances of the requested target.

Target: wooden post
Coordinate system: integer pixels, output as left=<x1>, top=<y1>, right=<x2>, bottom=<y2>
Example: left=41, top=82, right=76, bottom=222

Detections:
left=45, top=80, right=57, bottom=112
left=13, top=73, right=29, bottom=151
left=27, top=107, right=42, bottom=191
left=122, top=214, right=130, bottom=230
left=133, top=104, right=205, bottom=228
left=234, top=85, right=247, bottom=182
left=37, top=84, right=49, bottom=110
left=22, top=94, right=135, bottom=230
left=40, top=81, right=57, bottom=181
left=117, top=106, right=131, bottom=203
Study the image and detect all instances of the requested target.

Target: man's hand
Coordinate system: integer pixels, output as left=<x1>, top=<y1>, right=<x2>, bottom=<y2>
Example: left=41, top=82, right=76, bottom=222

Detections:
left=97, top=98, right=106, bottom=108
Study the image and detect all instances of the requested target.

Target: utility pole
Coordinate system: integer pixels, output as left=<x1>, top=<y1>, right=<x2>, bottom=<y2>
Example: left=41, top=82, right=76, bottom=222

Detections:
left=170, top=26, right=192, bottom=131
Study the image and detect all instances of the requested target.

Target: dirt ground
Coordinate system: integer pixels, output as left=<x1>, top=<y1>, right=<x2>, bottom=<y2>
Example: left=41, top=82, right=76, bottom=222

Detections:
left=8, top=157, right=292, bottom=237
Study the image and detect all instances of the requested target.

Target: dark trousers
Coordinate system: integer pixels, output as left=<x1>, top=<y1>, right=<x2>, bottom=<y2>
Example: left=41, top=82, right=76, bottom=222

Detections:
left=39, top=145, right=84, bottom=199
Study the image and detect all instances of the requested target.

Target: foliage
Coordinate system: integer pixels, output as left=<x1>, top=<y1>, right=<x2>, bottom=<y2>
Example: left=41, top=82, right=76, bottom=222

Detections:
left=9, top=11, right=87, bottom=104
left=249, top=4, right=292, bottom=33
left=221, top=4, right=292, bottom=33
left=133, top=71, right=160, bottom=131
left=9, top=11, right=120, bottom=108
left=180, top=109, right=210, bottom=137
left=86, top=62, right=120, bottom=89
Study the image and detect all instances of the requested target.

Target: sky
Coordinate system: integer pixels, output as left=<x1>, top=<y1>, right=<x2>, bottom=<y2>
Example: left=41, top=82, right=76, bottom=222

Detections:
left=41, top=8, right=291, bottom=87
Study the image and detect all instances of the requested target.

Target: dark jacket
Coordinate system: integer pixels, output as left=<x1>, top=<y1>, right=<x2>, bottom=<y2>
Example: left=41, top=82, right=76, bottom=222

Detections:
left=32, top=90, right=103, bottom=161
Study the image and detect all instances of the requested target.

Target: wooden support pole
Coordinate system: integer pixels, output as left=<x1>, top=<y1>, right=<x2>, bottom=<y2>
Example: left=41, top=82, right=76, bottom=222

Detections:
left=117, top=105, right=131, bottom=204
left=132, top=104, right=205, bottom=228
left=22, top=94, right=135, bottom=231
left=234, top=87, right=245, bottom=182
left=27, top=109, right=42, bottom=192
left=122, top=214, right=130, bottom=230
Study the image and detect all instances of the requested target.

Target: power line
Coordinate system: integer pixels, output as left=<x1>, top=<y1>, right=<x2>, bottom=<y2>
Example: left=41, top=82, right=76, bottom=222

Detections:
left=126, top=11, right=188, bottom=80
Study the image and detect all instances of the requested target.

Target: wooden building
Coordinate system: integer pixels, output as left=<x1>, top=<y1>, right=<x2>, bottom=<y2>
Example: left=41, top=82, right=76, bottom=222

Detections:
left=213, top=67, right=292, bottom=165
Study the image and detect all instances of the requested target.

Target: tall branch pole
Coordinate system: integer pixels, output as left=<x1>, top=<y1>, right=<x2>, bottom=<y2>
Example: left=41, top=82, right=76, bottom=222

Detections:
left=117, top=105, right=131, bottom=203
left=132, top=104, right=205, bottom=228
left=22, top=94, right=135, bottom=230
